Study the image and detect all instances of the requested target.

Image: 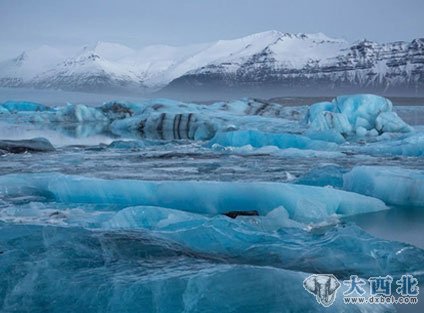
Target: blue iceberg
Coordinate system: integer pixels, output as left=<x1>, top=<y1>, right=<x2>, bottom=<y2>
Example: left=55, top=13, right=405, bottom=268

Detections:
left=307, top=94, right=413, bottom=137
left=0, top=222, right=396, bottom=313
left=0, top=173, right=388, bottom=223
left=343, top=166, right=424, bottom=208
left=0, top=100, right=53, bottom=112
left=207, top=130, right=337, bottom=151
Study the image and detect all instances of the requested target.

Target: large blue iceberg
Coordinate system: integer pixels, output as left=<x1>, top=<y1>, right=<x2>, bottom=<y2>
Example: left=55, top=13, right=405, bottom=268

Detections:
left=306, top=94, right=413, bottom=137
left=343, top=166, right=424, bottom=207
left=0, top=222, right=395, bottom=313
left=0, top=173, right=388, bottom=223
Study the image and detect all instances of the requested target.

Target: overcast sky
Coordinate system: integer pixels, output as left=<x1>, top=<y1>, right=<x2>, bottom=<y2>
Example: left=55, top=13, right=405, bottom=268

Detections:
left=1, top=0, right=423, bottom=60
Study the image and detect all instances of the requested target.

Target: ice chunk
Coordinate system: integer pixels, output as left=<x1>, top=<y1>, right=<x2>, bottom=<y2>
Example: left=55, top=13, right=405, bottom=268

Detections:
left=375, top=111, right=413, bottom=133
left=305, top=101, right=336, bottom=123
left=355, top=126, right=368, bottom=137
left=309, top=111, right=352, bottom=135
left=99, top=101, right=134, bottom=119
left=0, top=137, right=55, bottom=153
left=0, top=106, right=9, bottom=114
left=306, top=94, right=412, bottom=137
left=111, top=112, right=217, bottom=140
left=2, top=204, right=421, bottom=282
left=0, top=223, right=396, bottom=313
left=343, top=166, right=424, bottom=207
left=99, top=206, right=424, bottom=278
left=295, top=165, right=348, bottom=188
left=355, top=117, right=372, bottom=130
left=207, top=130, right=337, bottom=151
left=0, top=173, right=388, bottom=223
left=0, top=101, right=52, bottom=112
left=359, top=132, right=424, bottom=156
left=334, top=94, right=392, bottom=126
left=51, top=103, right=107, bottom=123
left=304, top=130, right=346, bottom=144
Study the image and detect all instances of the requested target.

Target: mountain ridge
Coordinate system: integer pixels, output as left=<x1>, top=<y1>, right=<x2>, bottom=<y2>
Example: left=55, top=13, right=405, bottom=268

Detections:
left=1, top=31, right=423, bottom=96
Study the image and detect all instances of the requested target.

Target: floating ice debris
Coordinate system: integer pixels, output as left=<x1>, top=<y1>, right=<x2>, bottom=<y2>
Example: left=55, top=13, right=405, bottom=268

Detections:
left=0, top=100, right=53, bottom=112
left=0, top=137, right=55, bottom=153
left=343, top=166, right=424, bottom=207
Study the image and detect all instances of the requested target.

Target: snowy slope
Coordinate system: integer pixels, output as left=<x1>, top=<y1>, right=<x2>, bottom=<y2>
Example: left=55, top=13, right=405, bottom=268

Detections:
left=0, top=31, right=423, bottom=93
left=32, top=44, right=144, bottom=92
left=0, top=46, right=66, bottom=87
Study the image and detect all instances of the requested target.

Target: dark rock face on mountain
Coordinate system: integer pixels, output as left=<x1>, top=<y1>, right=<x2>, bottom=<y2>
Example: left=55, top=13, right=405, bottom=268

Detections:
left=164, top=38, right=424, bottom=95
left=1, top=32, right=423, bottom=95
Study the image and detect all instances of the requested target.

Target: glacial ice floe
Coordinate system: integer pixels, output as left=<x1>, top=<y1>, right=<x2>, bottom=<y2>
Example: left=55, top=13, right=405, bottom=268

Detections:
left=358, top=132, right=424, bottom=156
left=343, top=166, right=424, bottom=207
left=0, top=98, right=301, bottom=141
left=0, top=94, right=423, bottom=312
left=0, top=173, right=388, bottom=223
left=307, top=94, right=413, bottom=137
left=0, top=100, right=52, bottom=112
left=0, top=94, right=419, bottom=153
left=0, top=222, right=396, bottom=313
left=207, top=130, right=337, bottom=151
left=0, top=137, right=55, bottom=154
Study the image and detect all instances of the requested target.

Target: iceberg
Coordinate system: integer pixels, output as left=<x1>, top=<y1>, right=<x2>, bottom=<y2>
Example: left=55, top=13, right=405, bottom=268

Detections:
left=0, top=137, right=55, bottom=154
left=111, top=112, right=217, bottom=140
left=1, top=203, right=423, bottom=282
left=99, top=206, right=424, bottom=278
left=0, top=94, right=423, bottom=312
left=207, top=130, right=337, bottom=151
left=0, top=100, right=52, bottom=112
left=309, top=111, right=352, bottom=136
left=0, top=98, right=304, bottom=142
left=211, top=144, right=344, bottom=159
left=295, top=165, right=347, bottom=188
left=0, top=223, right=395, bottom=313
left=375, top=111, right=412, bottom=133
left=306, top=94, right=413, bottom=137
left=343, top=166, right=424, bottom=207
left=0, top=173, right=388, bottom=223
left=358, top=132, right=424, bottom=156
left=0, top=106, right=9, bottom=114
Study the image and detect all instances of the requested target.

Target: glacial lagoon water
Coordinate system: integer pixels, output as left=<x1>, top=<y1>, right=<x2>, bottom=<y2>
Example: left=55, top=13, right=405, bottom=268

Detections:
left=0, top=94, right=423, bottom=312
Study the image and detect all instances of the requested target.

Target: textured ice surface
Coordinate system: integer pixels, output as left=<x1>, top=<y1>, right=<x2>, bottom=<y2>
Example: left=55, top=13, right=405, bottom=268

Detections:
left=359, top=132, right=424, bottom=156
left=0, top=98, right=302, bottom=141
left=208, top=130, right=337, bottom=150
left=307, top=94, right=413, bottom=137
left=0, top=137, right=55, bottom=154
left=0, top=173, right=388, bottom=223
left=344, top=166, right=424, bottom=207
left=0, top=223, right=396, bottom=313
left=0, top=95, right=423, bottom=313
left=0, top=100, right=52, bottom=112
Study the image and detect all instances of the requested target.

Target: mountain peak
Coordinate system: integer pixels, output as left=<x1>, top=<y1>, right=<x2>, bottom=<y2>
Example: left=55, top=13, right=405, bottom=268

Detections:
left=0, top=31, right=422, bottom=93
left=14, top=51, right=28, bottom=65
left=81, top=41, right=135, bottom=61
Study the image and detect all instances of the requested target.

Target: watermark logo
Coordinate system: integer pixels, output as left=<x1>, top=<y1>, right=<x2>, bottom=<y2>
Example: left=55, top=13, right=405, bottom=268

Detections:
left=304, top=274, right=419, bottom=307
left=303, top=274, right=341, bottom=307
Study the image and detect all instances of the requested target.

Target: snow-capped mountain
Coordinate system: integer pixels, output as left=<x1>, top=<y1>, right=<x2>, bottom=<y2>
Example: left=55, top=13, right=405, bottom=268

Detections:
left=32, top=44, right=145, bottom=92
left=0, top=31, right=423, bottom=95
left=0, top=45, right=66, bottom=87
